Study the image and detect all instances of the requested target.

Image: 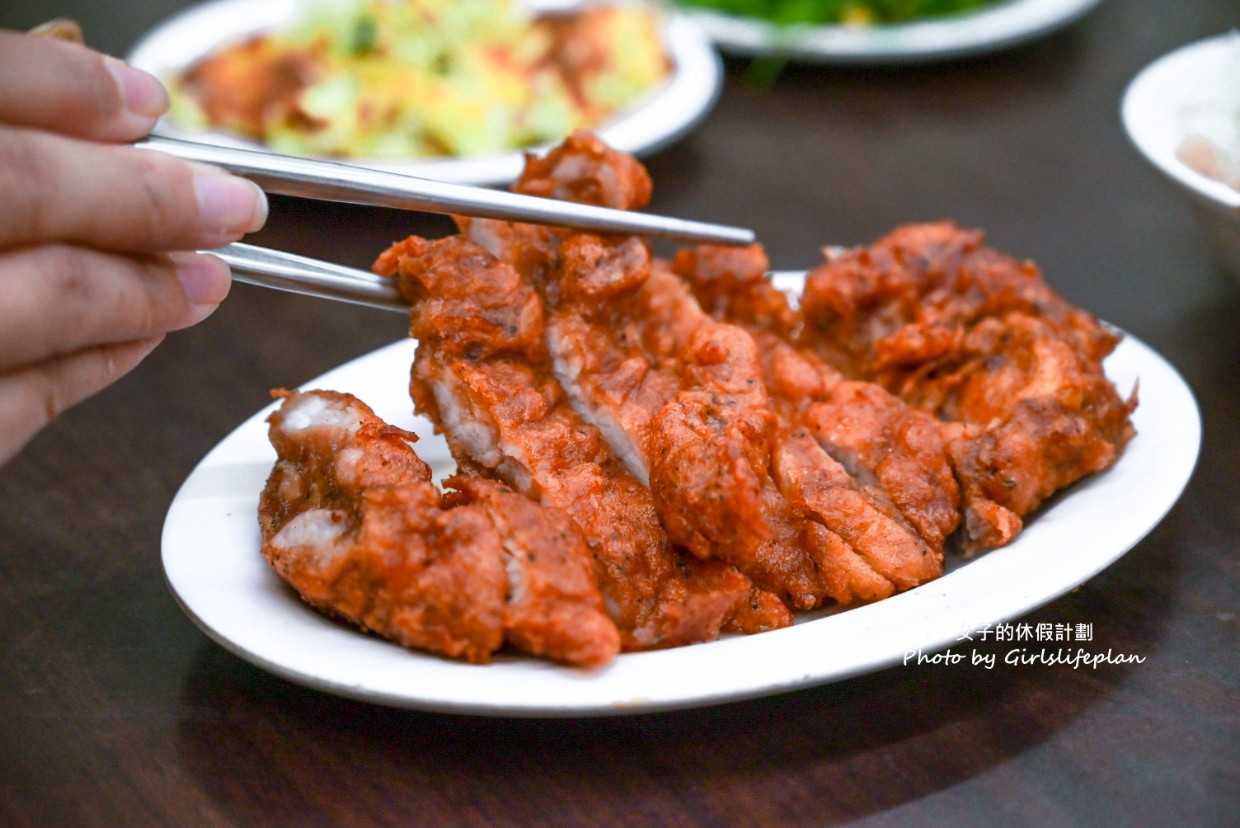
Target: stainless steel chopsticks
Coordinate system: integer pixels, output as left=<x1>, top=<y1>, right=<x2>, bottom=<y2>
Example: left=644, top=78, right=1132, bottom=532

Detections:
left=214, top=243, right=406, bottom=313
left=141, top=134, right=755, bottom=246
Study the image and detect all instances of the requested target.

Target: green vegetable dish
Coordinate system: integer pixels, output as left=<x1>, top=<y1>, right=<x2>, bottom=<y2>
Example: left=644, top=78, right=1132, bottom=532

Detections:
left=673, top=0, right=1000, bottom=26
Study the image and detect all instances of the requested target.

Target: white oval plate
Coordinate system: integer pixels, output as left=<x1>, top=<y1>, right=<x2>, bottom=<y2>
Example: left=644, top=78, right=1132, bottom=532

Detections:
left=127, top=0, right=722, bottom=186
left=162, top=275, right=1198, bottom=716
left=682, top=0, right=1102, bottom=64
left=1121, top=31, right=1240, bottom=211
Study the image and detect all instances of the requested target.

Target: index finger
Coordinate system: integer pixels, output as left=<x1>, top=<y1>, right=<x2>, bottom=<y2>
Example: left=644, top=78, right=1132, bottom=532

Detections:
left=0, top=29, right=167, bottom=143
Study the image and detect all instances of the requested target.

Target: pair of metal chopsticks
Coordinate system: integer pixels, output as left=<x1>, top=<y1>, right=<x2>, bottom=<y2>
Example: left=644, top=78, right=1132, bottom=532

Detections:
left=138, top=135, right=756, bottom=312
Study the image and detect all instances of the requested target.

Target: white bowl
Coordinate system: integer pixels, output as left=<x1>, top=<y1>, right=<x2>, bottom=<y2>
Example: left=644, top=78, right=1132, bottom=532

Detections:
left=1122, top=32, right=1240, bottom=282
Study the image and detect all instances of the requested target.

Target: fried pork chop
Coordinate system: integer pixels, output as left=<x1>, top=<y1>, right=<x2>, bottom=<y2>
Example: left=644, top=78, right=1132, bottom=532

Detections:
left=258, top=133, right=1136, bottom=666
left=672, top=243, right=962, bottom=556
left=259, top=389, right=620, bottom=666
left=374, top=233, right=788, bottom=649
left=452, top=133, right=941, bottom=607
left=798, top=222, right=1137, bottom=551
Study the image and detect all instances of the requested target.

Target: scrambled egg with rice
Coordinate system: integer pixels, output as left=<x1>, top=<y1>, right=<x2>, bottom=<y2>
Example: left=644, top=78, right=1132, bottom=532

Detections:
left=170, top=0, right=671, bottom=160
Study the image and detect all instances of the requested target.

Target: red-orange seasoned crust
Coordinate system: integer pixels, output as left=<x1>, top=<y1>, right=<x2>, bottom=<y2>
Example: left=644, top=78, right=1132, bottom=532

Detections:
left=380, top=234, right=778, bottom=649
left=259, top=389, right=620, bottom=666
left=271, top=135, right=1138, bottom=669
left=798, top=222, right=1136, bottom=551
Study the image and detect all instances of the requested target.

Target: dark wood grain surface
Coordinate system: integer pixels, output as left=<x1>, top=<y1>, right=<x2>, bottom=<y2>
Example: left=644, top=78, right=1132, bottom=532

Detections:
left=0, top=1, right=1236, bottom=825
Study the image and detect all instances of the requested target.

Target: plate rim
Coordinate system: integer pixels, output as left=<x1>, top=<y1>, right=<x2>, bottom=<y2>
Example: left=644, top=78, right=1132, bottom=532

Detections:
left=160, top=286, right=1200, bottom=717
left=126, top=0, right=723, bottom=185
left=681, top=0, right=1103, bottom=64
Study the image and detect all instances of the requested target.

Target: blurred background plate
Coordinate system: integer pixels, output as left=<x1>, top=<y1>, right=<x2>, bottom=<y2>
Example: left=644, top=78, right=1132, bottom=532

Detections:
left=128, top=0, right=722, bottom=185
left=682, top=0, right=1102, bottom=64
left=1122, top=31, right=1240, bottom=282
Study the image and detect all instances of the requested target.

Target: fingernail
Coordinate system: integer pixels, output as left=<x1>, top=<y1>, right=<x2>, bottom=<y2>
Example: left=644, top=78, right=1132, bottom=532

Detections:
left=192, top=164, right=269, bottom=239
left=104, top=56, right=168, bottom=120
left=27, top=18, right=84, bottom=42
left=171, top=252, right=232, bottom=309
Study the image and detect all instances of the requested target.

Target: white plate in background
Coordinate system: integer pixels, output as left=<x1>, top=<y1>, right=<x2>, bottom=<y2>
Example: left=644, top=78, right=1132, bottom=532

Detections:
left=128, top=0, right=722, bottom=185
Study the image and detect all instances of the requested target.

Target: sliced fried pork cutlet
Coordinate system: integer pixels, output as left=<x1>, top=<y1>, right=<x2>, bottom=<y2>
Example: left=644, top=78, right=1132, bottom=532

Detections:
left=632, top=254, right=941, bottom=606
left=258, top=134, right=1140, bottom=666
left=258, top=389, right=619, bottom=666
left=375, top=235, right=783, bottom=649
left=672, top=244, right=961, bottom=556
left=798, top=222, right=1137, bottom=552
left=642, top=307, right=834, bottom=607
left=468, top=146, right=822, bottom=605
left=468, top=135, right=942, bottom=607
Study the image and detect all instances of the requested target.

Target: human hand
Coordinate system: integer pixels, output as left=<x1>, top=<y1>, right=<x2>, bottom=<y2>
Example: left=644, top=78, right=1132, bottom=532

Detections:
left=0, top=29, right=268, bottom=465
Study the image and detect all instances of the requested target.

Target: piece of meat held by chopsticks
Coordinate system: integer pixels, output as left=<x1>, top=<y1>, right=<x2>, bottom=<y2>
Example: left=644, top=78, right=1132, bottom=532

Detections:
left=258, top=389, right=620, bottom=666
left=452, top=136, right=829, bottom=607
left=448, top=133, right=941, bottom=607
left=373, top=234, right=788, bottom=650
left=796, top=222, right=1137, bottom=553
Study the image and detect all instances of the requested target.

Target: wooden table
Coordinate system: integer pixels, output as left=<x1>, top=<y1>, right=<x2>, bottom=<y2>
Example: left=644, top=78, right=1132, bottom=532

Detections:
left=1, top=1, right=1236, bottom=824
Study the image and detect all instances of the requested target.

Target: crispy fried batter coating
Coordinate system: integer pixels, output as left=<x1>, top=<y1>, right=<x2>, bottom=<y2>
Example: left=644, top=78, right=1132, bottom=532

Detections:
left=377, top=234, right=779, bottom=649
left=259, top=389, right=619, bottom=666
left=514, top=129, right=653, bottom=210
left=542, top=233, right=827, bottom=604
left=798, top=222, right=1137, bottom=551
left=447, top=142, right=838, bottom=609
left=263, top=135, right=1137, bottom=667
left=483, top=138, right=941, bottom=607
left=672, top=244, right=962, bottom=556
